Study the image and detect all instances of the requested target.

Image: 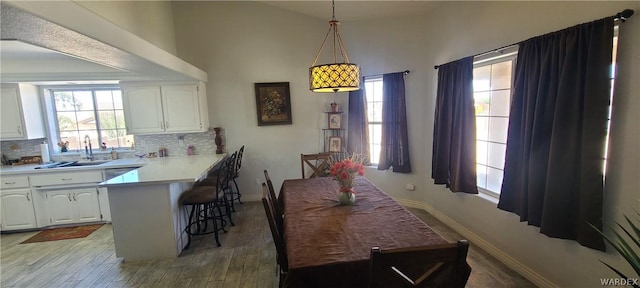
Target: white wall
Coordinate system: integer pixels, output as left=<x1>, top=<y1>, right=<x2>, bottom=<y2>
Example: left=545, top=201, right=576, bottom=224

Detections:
left=172, top=1, right=640, bottom=287
left=74, top=0, right=177, bottom=55
left=172, top=1, right=343, bottom=199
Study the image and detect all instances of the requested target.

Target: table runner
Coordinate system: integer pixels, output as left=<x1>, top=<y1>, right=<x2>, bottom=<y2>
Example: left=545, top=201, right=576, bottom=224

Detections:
left=281, top=177, right=449, bottom=287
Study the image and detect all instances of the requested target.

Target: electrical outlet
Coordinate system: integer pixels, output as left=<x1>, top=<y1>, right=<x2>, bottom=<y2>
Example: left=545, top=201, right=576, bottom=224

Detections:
left=179, top=139, right=184, bottom=146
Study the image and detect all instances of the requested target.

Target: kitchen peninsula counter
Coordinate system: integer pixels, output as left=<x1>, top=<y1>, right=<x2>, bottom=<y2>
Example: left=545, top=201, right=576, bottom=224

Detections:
left=99, top=154, right=227, bottom=262
left=99, top=154, right=226, bottom=186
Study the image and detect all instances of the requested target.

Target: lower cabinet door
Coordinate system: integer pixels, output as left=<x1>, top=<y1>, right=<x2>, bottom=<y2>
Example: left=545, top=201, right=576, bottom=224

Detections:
left=73, top=188, right=101, bottom=222
left=45, top=188, right=102, bottom=225
left=45, top=191, right=76, bottom=225
left=0, top=188, right=37, bottom=230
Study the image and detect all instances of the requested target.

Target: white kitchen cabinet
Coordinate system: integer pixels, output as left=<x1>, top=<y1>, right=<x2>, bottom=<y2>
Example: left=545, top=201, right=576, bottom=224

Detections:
left=98, top=187, right=111, bottom=222
left=31, top=171, right=104, bottom=226
left=0, top=83, right=45, bottom=140
left=44, top=188, right=101, bottom=225
left=0, top=188, right=37, bottom=231
left=44, top=190, right=75, bottom=225
left=121, top=82, right=209, bottom=135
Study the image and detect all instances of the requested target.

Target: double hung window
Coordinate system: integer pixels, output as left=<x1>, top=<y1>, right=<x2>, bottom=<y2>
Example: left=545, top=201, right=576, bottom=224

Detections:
left=473, top=53, right=517, bottom=195
left=364, top=77, right=383, bottom=164
left=46, top=86, right=133, bottom=152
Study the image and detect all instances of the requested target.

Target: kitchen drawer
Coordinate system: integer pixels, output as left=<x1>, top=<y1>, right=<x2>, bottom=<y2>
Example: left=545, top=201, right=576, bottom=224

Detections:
left=30, top=171, right=103, bottom=187
left=0, top=176, right=30, bottom=189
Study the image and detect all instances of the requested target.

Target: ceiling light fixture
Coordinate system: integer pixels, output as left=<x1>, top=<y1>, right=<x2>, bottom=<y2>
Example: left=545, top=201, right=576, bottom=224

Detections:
left=309, top=0, right=360, bottom=93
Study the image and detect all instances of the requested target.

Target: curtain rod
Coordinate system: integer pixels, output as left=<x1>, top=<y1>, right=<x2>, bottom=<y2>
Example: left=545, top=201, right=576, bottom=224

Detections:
left=433, top=9, right=634, bottom=70
left=363, top=70, right=410, bottom=78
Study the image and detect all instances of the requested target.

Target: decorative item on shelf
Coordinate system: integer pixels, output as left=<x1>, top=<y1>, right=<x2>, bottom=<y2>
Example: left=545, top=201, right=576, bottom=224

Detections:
left=330, top=102, right=340, bottom=112
left=309, top=0, right=360, bottom=93
left=328, top=154, right=365, bottom=205
left=214, top=127, right=224, bottom=154
left=187, top=145, right=195, bottom=156
left=328, top=136, right=342, bottom=153
left=328, top=112, right=342, bottom=129
left=101, top=142, right=107, bottom=150
left=57, top=141, right=69, bottom=152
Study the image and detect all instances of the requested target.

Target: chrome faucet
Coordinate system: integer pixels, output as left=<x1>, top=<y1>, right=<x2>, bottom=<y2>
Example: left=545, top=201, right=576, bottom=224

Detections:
left=84, top=135, right=94, bottom=161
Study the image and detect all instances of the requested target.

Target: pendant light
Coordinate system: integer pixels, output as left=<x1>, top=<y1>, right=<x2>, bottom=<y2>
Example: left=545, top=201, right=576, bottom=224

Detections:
left=309, top=0, right=360, bottom=93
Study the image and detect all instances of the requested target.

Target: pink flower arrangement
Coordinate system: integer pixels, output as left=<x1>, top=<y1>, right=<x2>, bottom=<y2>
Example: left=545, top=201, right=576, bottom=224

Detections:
left=329, top=155, right=365, bottom=193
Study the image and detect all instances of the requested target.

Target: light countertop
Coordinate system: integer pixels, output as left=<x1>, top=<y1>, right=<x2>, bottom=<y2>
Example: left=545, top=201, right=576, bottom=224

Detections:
left=0, top=158, right=146, bottom=175
left=99, top=154, right=226, bottom=187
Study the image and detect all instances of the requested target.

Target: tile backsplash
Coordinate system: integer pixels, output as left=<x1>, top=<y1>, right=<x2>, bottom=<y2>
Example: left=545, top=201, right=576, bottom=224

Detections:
left=1, top=130, right=220, bottom=162
left=0, top=138, right=45, bottom=160
left=134, top=130, right=218, bottom=157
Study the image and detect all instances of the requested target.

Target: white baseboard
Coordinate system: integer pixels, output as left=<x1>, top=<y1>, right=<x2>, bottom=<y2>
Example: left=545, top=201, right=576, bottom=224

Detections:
left=394, top=197, right=558, bottom=288
left=239, top=194, right=261, bottom=202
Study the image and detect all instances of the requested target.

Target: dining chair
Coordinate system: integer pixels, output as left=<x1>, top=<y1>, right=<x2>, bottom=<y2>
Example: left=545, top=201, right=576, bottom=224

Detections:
left=263, top=170, right=283, bottom=234
left=368, top=240, right=470, bottom=288
left=300, top=152, right=331, bottom=178
left=261, top=183, right=288, bottom=288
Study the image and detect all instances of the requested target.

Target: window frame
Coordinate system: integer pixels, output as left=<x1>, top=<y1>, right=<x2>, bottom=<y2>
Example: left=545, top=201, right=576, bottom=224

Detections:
left=473, top=49, right=518, bottom=198
left=364, top=76, right=384, bottom=165
left=42, top=84, right=131, bottom=154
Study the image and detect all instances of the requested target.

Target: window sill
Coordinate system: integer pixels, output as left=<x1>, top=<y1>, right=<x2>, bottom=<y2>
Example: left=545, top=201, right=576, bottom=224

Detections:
left=477, top=187, right=500, bottom=204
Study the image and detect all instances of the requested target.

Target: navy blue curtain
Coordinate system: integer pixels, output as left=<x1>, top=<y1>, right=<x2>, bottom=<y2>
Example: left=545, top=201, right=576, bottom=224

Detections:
left=378, top=72, right=411, bottom=173
left=432, top=57, right=478, bottom=194
left=498, top=17, right=614, bottom=251
left=348, top=84, right=371, bottom=165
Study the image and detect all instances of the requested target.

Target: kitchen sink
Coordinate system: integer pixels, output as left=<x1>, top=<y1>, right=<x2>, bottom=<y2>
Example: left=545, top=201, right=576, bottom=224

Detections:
left=68, top=160, right=111, bottom=166
left=35, top=160, right=111, bottom=169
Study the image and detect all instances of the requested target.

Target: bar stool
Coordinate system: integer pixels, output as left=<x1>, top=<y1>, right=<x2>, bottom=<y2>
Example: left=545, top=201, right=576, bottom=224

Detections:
left=229, top=145, right=245, bottom=207
left=197, top=150, right=240, bottom=212
left=182, top=155, right=234, bottom=248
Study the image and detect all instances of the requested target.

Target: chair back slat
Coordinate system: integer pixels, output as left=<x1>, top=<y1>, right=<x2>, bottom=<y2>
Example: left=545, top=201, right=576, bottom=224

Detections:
left=369, top=240, right=470, bottom=288
left=263, top=170, right=284, bottom=233
left=262, top=183, right=288, bottom=270
left=215, top=153, right=234, bottom=195
left=300, top=152, right=331, bottom=178
left=234, top=145, right=245, bottom=177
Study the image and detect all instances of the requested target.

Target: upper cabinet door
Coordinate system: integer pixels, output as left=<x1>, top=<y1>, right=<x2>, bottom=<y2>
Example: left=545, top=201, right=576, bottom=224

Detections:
left=0, top=87, right=24, bottom=139
left=161, top=85, right=202, bottom=133
left=122, top=86, right=164, bottom=134
left=0, top=83, right=45, bottom=140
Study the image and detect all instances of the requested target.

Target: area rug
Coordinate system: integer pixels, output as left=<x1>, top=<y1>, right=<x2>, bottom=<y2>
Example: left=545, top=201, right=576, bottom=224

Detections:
left=20, top=224, right=104, bottom=244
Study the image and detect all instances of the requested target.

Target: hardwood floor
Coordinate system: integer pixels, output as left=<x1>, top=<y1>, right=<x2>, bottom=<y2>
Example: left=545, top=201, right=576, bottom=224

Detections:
left=0, top=202, right=536, bottom=288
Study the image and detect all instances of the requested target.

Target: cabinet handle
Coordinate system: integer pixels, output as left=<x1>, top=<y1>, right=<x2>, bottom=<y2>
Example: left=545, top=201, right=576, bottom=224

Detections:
left=73, top=194, right=77, bottom=201
left=61, top=178, right=72, bottom=181
left=160, top=121, right=164, bottom=129
left=17, top=126, right=22, bottom=134
left=26, top=193, right=30, bottom=201
left=68, top=193, right=72, bottom=201
left=4, top=182, right=15, bottom=185
left=166, top=121, right=169, bottom=129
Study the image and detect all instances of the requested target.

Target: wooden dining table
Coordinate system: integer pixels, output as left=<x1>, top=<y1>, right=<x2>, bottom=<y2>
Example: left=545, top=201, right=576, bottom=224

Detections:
left=280, top=176, right=461, bottom=288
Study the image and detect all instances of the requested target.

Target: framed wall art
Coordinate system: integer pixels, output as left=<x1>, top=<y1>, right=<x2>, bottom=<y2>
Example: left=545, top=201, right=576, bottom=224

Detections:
left=255, top=82, right=292, bottom=126
left=328, top=136, right=342, bottom=152
left=328, top=112, right=342, bottom=129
